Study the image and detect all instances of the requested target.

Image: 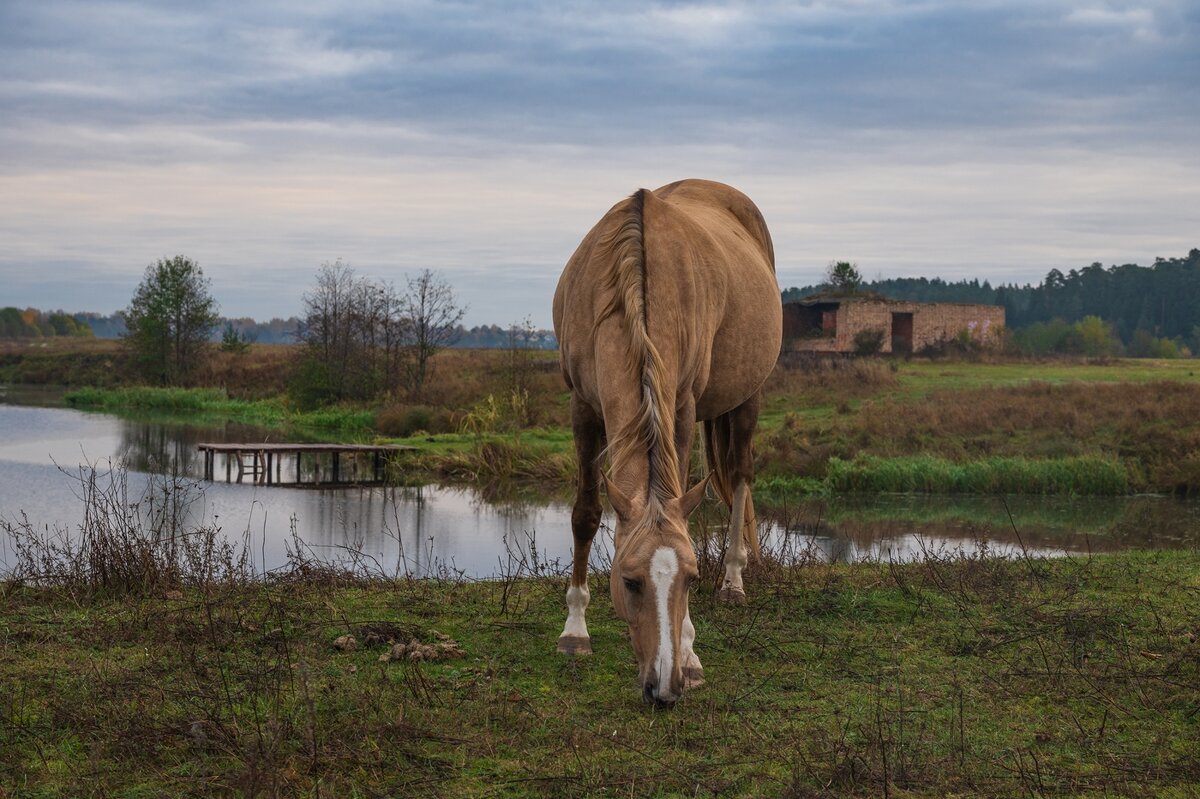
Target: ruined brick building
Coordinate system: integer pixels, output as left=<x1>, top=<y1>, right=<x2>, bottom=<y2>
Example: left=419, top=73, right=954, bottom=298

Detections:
left=782, top=293, right=1005, bottom=354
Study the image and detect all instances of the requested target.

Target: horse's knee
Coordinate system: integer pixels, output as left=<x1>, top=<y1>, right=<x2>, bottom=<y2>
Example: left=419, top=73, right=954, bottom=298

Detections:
left=571, top=501, right=602, bottom=541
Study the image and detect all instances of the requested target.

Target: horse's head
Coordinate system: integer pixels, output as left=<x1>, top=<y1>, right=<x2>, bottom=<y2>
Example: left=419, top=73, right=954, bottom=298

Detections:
left=606, top=477, right=708, bottom=708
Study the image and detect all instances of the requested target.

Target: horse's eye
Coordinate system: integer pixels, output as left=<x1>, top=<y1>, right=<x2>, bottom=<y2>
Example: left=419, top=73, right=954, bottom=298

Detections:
left=623, top=577, right=642, bottom=594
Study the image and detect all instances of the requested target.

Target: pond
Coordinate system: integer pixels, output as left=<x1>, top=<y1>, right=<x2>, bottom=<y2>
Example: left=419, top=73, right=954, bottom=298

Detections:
left=2, top=385, right=1198, bottom=578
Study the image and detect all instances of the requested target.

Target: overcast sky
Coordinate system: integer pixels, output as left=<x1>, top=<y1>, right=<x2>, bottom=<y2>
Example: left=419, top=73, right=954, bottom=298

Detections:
left=1, top=1, right=1197, bottom=326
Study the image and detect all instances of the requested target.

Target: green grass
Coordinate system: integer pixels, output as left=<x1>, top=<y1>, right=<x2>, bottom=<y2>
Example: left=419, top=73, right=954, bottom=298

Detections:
left=825, top=454, right=1130, bottom=495
left=3, top=550, right=1199, bottom=797
left=65, top=386, right=375, bottom=434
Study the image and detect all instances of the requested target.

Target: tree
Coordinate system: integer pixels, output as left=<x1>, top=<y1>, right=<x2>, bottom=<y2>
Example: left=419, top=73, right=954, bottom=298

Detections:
left=825, top=260, right=862, bottom=293
left=219, top=322, right=252, bottom=354
left=399, top=269, right=465, bottom=396
left=293, top=261, right=376, bottom=405
left=292, top=261, right=420, bottom=406
left=122, top=256, right=219, bottom=385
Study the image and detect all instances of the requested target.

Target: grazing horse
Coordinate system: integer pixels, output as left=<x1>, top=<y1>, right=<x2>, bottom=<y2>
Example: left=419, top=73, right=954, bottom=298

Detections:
left=552, top=179, right=782, bottom=706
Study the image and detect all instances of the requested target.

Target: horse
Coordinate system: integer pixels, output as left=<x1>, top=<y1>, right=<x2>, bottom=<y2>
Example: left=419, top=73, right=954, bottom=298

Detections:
left=552, top=179, right=782, bottom=706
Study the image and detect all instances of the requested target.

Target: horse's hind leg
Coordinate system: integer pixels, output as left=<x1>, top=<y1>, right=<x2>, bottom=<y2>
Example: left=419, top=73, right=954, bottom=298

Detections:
left=558, top=394, right=604, bottom=655
left=718, top=395, right=760, bottom=605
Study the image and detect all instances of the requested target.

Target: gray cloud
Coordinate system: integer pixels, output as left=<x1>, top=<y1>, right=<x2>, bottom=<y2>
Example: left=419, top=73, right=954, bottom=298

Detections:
left=1, top=0, right=1197, bottom=324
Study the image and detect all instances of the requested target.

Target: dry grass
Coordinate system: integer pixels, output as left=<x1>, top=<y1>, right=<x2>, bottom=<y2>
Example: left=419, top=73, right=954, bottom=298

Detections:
left=193, top=344, right=297, bottom=399
left=761, top=379, right=1200, bottom=493
left=764, top=354, right=899, bottom=403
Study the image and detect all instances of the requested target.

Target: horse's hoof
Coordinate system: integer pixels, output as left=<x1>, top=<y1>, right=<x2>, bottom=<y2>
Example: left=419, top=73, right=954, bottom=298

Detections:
left=718, top=585, right=747, bottom=605
left=683, top=666, right=706, bottom=690
left=557, top=635, right=592, bottom=655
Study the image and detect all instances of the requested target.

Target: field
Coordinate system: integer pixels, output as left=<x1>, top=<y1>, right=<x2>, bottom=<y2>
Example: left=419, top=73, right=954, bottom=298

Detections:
left=3, top=545, right=1199, bottom=797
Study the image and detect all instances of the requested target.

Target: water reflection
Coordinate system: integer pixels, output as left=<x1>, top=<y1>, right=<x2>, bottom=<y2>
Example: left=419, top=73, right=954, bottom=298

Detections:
left=757, top=494, right=1200, bottom=562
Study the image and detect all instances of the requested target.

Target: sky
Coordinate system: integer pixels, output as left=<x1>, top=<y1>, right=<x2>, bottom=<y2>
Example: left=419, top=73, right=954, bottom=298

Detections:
left=1, top=1, right=1197, bottom=327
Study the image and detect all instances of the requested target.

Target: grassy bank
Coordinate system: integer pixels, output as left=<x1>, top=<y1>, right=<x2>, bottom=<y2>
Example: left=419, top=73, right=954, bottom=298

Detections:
left=64, top=386, right=376, bottom=434
left=2, top=548, right=1198, bottom=797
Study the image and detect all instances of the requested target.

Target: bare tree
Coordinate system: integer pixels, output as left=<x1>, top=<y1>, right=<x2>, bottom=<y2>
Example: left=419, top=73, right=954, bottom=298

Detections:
left=294, top=261, right=380, bottom=404
left=399, top=269, right=466, bottom=397
left=293, top=264, right=463, bottom=405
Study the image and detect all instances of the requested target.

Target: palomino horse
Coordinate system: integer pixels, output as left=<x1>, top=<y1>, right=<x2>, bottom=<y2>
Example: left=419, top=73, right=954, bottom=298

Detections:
left=552, top=179, right=782, bottom=706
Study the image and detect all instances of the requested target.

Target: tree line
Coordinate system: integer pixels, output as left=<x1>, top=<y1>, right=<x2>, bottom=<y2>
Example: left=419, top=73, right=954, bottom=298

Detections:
left=111, top=256, right=520, bottom=403
left=28, top=311, right=558, bottom=350
left=782, top=248, right=1200, bottom=354
left=0, top=307, right=94, bottom=338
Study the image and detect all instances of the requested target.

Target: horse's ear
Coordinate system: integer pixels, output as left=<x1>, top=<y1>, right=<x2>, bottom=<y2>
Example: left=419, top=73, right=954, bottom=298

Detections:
left=679, top=474, right=711, bottom=517
left=605, top=476, right=635, bottom=522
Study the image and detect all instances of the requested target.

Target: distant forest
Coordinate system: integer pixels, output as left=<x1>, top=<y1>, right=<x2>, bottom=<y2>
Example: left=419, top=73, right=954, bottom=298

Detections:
left=0, top=309, right=559, bottom=350
left=8, top=247, right=1196, bottom=351
left=783, top=248, right=1200, bottom=347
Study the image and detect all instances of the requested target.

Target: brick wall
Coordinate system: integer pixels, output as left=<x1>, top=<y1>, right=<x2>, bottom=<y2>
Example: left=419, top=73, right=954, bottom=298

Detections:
left=786, top=299, right=1005, bottom=353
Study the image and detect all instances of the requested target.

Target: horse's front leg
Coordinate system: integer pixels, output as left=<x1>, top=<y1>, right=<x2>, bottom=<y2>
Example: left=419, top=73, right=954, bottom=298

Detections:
left=558, top=395, right=604, bottom=655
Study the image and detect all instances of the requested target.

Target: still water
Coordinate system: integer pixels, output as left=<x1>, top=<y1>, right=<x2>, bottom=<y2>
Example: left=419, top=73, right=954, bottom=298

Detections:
left=2, top=386, right=1198, bottom=577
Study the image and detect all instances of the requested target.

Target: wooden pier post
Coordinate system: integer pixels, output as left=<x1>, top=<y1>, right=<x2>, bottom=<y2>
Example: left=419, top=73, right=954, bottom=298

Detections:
left=198, top=443, right=414, bottom=487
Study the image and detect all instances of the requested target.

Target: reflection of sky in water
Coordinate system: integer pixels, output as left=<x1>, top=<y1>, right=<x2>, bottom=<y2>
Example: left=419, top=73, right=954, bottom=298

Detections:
left=2, top=401, right=1199, bottom=577
left=0, top=403, right=600, bottom=577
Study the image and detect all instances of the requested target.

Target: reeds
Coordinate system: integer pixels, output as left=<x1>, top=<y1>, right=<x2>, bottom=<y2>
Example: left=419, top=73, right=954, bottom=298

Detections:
left=826, top=454, right=1130, bottom=495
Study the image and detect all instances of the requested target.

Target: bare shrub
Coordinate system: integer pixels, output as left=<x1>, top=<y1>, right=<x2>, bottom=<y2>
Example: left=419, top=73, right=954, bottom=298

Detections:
left=3, top=460, right=251, bottom=598
left=376, top=404, right=456, bottom=437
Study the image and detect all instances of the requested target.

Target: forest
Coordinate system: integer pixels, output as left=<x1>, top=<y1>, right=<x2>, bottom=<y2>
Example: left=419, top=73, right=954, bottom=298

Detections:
left=8, top=247, right=1197, bottom=352
left=783, top=247, right=1200, bottom=350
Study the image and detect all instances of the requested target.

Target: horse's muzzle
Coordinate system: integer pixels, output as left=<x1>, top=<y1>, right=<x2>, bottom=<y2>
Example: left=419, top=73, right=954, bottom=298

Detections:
left=643, top=681, right=678, bottom=709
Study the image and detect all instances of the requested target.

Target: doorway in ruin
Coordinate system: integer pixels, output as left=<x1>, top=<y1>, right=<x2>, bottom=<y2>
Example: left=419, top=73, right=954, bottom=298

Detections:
left=891, top=312, right=913, bottom=354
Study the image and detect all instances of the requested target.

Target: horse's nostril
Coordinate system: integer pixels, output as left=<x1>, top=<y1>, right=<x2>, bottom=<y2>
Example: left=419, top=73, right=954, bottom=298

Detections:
left=642, top=683, right=655, bottom=704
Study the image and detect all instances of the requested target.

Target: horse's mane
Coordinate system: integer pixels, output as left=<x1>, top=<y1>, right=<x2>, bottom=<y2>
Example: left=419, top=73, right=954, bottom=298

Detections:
left=595, top=189, right=681, bottom=519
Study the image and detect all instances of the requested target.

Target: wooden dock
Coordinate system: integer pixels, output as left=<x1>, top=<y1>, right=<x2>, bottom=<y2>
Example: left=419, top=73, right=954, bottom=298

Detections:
left=198, top=443, right=417, bottom=486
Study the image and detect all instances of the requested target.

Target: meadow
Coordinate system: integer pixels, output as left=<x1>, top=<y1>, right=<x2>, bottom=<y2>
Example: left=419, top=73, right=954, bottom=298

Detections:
left=3, top=527, right=1198, bottom=797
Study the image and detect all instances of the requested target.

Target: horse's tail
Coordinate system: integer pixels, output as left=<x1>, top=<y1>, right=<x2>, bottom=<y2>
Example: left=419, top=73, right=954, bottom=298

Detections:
left=596, top=189, right=681, bottom=506
left=702, top=418, right=760, bottom=561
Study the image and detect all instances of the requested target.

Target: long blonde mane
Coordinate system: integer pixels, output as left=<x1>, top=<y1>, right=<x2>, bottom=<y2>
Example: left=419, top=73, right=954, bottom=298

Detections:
left=595, top=189, right=681, bottom=519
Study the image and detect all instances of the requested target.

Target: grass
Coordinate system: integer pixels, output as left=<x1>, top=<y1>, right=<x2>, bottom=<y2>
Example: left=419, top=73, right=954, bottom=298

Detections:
left=10, top=339, right=1200, bottom=494
left=824, top=454, right=1130, bottom=495
left=64, top=386, right=375, bottom=435
left=758, top=373, right=1200, bottom=495
left=3, top=547, right=1199, bottom=796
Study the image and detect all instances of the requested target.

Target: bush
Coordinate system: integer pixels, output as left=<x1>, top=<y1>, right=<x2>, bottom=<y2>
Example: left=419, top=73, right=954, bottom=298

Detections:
left=1128, top=329, right=1184, bottom=359
left=852, top=327, right=885, bottom=355
left=377, top=404, right=456, bottom=437
left=219, top=323, right=251, bottom=354
left=917, top=329, right=983, bottom=359
left=288, top=356, right=339, bottom=411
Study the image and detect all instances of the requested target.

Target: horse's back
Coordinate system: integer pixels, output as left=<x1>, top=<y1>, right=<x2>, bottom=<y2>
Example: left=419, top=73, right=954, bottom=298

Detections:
left=554, top=179, right=782, bottom=419
left=643, top=180, right=782, bottom=418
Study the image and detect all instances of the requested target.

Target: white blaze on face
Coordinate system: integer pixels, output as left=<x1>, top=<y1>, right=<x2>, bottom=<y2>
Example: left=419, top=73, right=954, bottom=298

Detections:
left=650, top=546, right=679, bottom=696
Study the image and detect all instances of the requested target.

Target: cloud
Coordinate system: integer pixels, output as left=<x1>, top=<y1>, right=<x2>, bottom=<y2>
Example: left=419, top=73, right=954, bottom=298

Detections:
left=0, top=0, right=1197, bottom=323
